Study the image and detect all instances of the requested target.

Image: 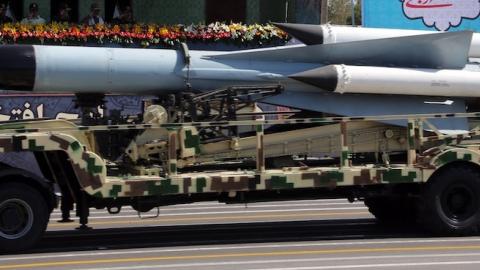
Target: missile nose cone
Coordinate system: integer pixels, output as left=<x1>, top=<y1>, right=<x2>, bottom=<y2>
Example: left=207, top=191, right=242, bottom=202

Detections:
left=272, top=22, right=324, bottom=45
left=290, top=65, right=339, bottom=92
left=0, top=45, right=36, bottom=91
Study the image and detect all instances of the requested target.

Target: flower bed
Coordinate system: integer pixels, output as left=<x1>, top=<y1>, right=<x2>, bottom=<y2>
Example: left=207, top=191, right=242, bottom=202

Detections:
left=0, top=22, right=289, bottom=48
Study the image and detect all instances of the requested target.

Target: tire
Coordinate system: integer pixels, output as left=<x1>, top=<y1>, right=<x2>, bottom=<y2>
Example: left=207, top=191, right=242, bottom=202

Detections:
left=0, top=183, right=50, bottom=252
left=418, top=165, right=480, bottom=235
left=365, top=196, right=416, bottom=224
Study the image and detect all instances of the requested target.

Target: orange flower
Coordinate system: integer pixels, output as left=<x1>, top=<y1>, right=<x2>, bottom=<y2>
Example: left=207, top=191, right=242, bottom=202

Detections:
left=133, top=24, right=142, bottom=34
left=112, top=25, right=121, bottom=33
left=0, top=22, right=288, bottom=47
left=159, top=27, right=169, bottom=37
left=147, top=25, right=156, bottom=34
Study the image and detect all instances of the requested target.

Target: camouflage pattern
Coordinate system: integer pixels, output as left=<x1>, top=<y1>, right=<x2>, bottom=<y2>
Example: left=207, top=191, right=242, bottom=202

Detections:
left=407, top=119, right=417, bottom=165
left=0, top=112, right=478, bottom=199
left=0, top=132, right=107, bottom=196
left=88, top=165, right=423, bottom=198
left=179, top=127, right=201, bottom=158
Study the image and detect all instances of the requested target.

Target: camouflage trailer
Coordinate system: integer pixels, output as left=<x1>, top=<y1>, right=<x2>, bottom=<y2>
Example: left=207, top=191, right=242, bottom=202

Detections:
left=1, top=111, right=480, bottom=251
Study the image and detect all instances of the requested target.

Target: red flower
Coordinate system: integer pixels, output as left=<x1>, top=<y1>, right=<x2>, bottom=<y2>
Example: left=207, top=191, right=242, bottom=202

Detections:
left=0, top=22, right=288, bottom=47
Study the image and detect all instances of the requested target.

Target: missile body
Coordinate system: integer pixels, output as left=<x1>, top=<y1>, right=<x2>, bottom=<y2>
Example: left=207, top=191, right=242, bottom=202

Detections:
left=34, top=46, right=184, bottom=93
left=275, top=23, right=480, bottom=58
left=0, top=45, right=321, bottom=94
left=0, top=45, right=183, bottom=93
left=291, top=65, right=480, bottom=97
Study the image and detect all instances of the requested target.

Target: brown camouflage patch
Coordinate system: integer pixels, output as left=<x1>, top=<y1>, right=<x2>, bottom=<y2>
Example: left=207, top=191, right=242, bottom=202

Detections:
left=353, top=169, right=375, bottom=185
left=50, top=134, right=71, bottom=150
left=210, top=176, right=252, bottom=191
left=302, top=172, right=337, bottom=188
left=182, top=177, right=192, bottom=194
left=169, top=133, right=177, bottom=159
left=0, top=138, right=13, bottom=152
left=125, top=181, right=148, bottom=197
left=71, top=163, right=103, bottom=190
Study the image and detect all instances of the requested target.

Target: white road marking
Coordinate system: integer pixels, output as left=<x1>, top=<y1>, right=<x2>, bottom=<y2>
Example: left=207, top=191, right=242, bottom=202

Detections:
left=185, top=199, right=349, bottom=205
left=50, top=202, right=362, bottom=216
left=3, top=238, right=480, bottom=261
left=48, top=207, right=367, bottom=219
left=72, top=253, right=480, bottom=270
left=48, top=207, right=367, bottom=220
left=246, top=261, right=480, bottom=270
left=51, top=202, right=362, bottom=216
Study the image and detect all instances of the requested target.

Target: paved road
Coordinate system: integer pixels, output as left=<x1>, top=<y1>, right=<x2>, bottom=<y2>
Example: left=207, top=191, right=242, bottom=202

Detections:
left=2, top=199, right=480, bottom=269
left=48, top=199, right=371, bottom=230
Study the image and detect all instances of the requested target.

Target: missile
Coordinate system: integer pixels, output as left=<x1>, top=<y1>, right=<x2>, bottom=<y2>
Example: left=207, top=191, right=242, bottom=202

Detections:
left=291, top=64, right=480, bottom=97
left=274, top=23, right=480, bottom=58
left=0, top=31, right=471, bottom=94
left=0, top=29, right=474, bottom=130
left=0, top=45, right=185, bottom=93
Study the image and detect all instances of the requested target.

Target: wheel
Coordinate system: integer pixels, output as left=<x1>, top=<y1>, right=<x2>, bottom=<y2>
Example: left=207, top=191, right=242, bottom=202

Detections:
left=364, top=196, right=416, bottom=224
left=419, top=165, right=480, bottom=235
left=0, top=183, right=50, bottom=252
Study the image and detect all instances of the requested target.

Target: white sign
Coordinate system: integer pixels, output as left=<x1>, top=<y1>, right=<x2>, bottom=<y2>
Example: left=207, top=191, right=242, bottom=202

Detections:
left=402, top=0, right=480, bottom=31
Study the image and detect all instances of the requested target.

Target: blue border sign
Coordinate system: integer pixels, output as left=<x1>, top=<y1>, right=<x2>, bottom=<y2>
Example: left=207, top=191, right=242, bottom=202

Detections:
left=363, top=0, right=480, bottom=31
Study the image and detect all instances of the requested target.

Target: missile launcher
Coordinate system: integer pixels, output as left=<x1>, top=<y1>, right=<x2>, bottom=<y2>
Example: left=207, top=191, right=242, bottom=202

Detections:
left=0, top=24, right=477, bottom=130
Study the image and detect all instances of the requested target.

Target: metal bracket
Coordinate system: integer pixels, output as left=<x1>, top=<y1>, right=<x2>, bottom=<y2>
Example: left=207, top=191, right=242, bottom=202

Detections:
left=107, top=205, right=122, bottom=214
left=137, top=207, right=160, bottom=219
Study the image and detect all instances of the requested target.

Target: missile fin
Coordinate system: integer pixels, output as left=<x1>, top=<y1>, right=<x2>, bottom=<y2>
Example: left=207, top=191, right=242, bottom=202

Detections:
left=209, top=31, right=472, bottom=69
left=262, top=91, right=468, bottom=131
left=273, top=22, right=324, bottom=45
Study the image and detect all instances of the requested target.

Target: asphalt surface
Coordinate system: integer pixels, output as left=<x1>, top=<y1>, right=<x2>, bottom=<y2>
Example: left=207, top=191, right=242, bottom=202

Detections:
left=2, top=199, right=480, bottom=270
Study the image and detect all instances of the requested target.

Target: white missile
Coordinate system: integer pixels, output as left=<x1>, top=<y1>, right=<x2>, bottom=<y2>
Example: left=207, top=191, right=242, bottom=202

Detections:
left=0, top=31, right=470, bottom=94
left=274, top=23, right=480, bottom=58
left=34, top=45, right=185, bottom=94
left=291, top=64, right=480, bottom=97
left=0, top=29, right=474, bottom=130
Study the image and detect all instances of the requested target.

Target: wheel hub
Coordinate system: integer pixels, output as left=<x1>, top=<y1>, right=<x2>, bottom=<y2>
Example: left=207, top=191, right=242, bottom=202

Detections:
left=0, top=199, right=34, bottom=239
left=441, top=184, right=477, bottom=222
left=1, top=207, right=23, bottom=231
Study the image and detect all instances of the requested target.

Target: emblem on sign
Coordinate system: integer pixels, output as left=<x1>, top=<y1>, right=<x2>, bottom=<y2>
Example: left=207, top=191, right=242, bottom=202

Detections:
left=401, top=0, right=480, bottom=31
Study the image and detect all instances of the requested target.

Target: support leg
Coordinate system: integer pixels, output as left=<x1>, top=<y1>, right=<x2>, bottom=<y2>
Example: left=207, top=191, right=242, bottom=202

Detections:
left=57, top=195, right=74, bottom=223
left=76, top=193, right=92, bottom=230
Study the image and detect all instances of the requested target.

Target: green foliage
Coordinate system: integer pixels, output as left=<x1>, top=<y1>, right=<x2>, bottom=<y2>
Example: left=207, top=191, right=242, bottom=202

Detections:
left=346, top=1, right=362, bottom=25
left=328, top=0, right=361, bottom=25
